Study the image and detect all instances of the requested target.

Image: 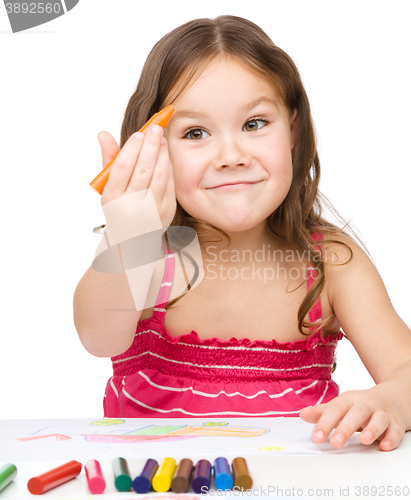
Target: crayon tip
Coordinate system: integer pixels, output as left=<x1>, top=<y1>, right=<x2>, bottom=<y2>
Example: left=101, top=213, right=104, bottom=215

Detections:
left=159, top=104, right=175, bottom=125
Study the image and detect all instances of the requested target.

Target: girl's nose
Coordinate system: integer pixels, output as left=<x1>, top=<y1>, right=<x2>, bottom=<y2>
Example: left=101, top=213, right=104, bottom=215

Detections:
left=212, top=134, right=252, bottom=169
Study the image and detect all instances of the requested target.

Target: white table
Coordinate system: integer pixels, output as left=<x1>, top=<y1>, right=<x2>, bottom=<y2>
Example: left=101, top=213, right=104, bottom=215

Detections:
left=1, top=431, right=410, bottom=499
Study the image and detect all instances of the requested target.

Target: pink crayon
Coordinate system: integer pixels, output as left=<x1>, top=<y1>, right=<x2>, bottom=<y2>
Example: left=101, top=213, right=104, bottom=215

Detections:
left=85, top=460, right=106, bottom=494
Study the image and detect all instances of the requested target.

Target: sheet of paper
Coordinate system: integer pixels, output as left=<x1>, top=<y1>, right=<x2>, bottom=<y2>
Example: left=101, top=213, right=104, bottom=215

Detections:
left=0, top=417, right=320, bottom=461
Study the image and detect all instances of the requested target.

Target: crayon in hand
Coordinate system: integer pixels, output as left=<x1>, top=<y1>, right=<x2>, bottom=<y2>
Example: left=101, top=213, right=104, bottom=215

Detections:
left=89, top=104, right=175, bottom=195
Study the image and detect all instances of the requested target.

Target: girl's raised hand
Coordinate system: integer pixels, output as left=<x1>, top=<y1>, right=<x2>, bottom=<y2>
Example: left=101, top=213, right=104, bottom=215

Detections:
left=97, top=125, right=177, bottom=230
left=299, top=388, right=407, bottom=451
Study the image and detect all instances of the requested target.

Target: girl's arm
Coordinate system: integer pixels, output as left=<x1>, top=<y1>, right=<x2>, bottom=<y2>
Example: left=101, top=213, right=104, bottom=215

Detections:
left=74, top=126, right=177, bottom=358
left=299, top=233, right=411, bottom=451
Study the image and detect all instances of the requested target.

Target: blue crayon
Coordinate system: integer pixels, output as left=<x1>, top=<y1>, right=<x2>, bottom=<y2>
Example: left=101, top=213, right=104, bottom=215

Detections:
left=133, top=459, right=159, bottom=494
left=213, top=457, right=233, bottom=490
left=192, top=459, right=212, bottom=494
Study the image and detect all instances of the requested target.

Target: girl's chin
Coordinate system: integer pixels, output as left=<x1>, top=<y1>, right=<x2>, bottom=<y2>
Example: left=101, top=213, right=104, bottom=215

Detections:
left=179, top=205, right=271, bottom=233
left=206, top=219, right=265, bottom=234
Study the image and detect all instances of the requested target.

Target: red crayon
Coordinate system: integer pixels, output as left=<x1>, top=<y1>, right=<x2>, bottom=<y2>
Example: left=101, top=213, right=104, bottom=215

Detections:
left=85, top=459, right=106, bottom=494
left=27, top=460, right=82, bottom=495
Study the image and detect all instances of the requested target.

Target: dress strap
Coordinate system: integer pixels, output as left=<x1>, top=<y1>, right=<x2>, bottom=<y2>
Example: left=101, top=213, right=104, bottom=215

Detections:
left=151, top=242, right=175, bottom=323
left=307, top=230, right=323, bottom=332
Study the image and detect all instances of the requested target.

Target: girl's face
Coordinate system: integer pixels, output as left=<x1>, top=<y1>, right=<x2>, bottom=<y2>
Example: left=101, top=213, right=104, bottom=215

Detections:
left=164, top=55, right=297, bottom=234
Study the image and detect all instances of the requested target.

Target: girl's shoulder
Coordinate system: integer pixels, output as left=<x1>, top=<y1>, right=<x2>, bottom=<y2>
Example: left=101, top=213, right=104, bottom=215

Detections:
left=317, top=227, right=411, bottom=385
left=319, top=229, right=377, bottom=315
left=315, top=227, right=366, bottom=267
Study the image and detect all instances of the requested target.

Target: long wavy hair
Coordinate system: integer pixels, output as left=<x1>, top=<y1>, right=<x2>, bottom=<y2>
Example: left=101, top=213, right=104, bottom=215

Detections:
left=119, top=15, right=369, bottom=338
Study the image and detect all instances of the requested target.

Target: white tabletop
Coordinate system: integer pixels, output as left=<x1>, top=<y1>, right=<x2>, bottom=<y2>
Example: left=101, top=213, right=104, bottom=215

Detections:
left=1, top=432, right=410, bottom=500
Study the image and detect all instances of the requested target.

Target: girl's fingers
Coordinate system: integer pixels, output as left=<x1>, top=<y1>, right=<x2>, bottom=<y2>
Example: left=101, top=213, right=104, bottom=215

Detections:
left=358, top=411, right=390, bottom=446
left=329, top=410, right=385, bottom=448
left=302, top=393, right=406, bottom=451
left=102, top=131, right=145, bottom=198
left=329, top=406, right=375, bottom=448
left=299, top=404, right=326, bottom=423
left=97, top=131, right=120, bottom=167
left=145, top=137, right=177, bottom=229
left=133, top=136, right=170, bottom=194
left=100, top=125, right=175, bottom=226
left=320, top=405, right=386, bottom=449
left=370, top=421, right=404, bottom=451
left=127, top=125, right=164, bottom=191
left=310, top=402, right=350, bottom=443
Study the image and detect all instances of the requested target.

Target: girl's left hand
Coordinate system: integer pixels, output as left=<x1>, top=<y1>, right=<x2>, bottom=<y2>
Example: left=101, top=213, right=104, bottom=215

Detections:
left=299, top=388, right=407, bottom=451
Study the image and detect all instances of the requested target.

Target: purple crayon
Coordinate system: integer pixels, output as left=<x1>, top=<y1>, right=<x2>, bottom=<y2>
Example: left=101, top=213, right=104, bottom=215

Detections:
left=191, top=459, right=212, bottom=494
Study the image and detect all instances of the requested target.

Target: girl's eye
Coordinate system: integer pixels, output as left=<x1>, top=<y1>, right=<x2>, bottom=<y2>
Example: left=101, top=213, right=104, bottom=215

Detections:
left=183, top=119, right=267, bottom=139
left=244, top=118, right=268, bottom=132
left=184, top=128, right=210, bottom=140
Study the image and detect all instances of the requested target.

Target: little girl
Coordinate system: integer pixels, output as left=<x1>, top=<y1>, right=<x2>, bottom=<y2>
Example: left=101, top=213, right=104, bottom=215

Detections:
left=73, top=15, right=411, bottom=451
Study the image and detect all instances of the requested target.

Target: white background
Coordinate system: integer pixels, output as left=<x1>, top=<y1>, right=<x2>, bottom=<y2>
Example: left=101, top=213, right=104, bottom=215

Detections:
left=0, top=0, right=409, bottom=419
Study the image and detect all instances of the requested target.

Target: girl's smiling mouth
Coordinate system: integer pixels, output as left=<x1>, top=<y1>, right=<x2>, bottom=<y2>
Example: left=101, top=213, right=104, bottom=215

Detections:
left=207, top=181, right=262, bottom=190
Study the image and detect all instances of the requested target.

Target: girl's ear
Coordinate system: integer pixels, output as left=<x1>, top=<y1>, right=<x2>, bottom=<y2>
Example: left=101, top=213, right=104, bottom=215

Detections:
left=290, top=109, right=298, bottom=150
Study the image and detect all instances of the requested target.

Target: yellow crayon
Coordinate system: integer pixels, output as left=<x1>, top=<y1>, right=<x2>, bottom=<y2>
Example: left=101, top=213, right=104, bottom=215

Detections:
left=152, top=457, right=177, bottom=492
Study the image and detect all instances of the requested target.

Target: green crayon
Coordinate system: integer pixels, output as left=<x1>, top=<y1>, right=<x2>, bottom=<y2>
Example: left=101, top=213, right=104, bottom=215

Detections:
left=0, top=463, right=18, bottom=493
left=112, top=457, right=132, bottom=492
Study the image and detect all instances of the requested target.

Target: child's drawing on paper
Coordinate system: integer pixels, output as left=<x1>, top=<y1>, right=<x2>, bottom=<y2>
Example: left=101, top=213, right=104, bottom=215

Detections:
left=16, top=419, right=269, bottom=444
left=85, top=422, right=268, bottom=443
left=1, top=418, right=320, bottom=460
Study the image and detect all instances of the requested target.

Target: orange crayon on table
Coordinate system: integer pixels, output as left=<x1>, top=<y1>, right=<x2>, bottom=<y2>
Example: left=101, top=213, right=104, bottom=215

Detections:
left=89, top=104, right=175, bottom=195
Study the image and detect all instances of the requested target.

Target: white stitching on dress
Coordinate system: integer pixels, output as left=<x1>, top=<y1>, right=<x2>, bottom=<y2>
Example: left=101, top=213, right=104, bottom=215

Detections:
left=121, top=386, right=301, bottom=416
left=314, top=380, right=329, bottom=405
left=136, top=370, right=315, bottom=399
left=109, top=377, right=118, bottom=398
left=132, top=329, right=338, bottom=354
left=112, top=350, right=333, bottom=372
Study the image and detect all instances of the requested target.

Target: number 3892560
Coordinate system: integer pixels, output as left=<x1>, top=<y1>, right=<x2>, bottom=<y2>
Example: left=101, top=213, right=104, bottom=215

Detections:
left=5, top=3, right=62, bottom=14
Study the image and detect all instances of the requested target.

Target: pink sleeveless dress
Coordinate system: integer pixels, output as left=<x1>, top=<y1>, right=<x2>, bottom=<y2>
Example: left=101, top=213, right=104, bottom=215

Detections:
left=104, top=232, right=344, bottom=418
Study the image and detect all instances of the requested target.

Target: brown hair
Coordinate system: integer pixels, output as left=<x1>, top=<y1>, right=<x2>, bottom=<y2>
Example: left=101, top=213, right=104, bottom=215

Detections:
left=120, top=15, right=370, bottom=338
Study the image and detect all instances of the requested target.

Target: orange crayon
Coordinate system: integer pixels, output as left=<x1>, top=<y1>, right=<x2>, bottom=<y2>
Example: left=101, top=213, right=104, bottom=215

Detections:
left=89, top=104, right=175, bottom=195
